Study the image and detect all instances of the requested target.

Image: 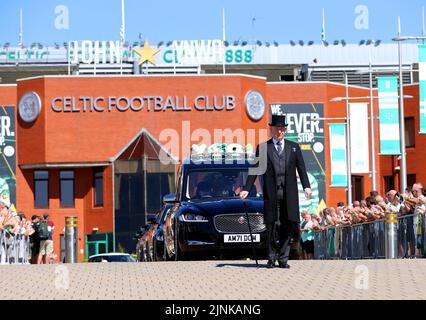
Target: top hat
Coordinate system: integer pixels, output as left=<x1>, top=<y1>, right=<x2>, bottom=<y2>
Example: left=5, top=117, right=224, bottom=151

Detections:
left=268, top=115, right=288, bottom=127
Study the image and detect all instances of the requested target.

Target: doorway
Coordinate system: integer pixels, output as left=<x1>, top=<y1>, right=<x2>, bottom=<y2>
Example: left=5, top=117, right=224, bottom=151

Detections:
left=352, top=176, right=364, bottom=202
left=86, top=233, right=113, bottom=259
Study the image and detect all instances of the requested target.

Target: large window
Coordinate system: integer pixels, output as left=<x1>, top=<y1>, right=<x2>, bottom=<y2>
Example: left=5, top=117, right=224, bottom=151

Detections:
left=405, top=117, right=415, bottom=148
left=94, top=170, right=104, bottom=207
left=34, top=171, right=49, bottom=208
left=60, top=170, right=74, bottom=208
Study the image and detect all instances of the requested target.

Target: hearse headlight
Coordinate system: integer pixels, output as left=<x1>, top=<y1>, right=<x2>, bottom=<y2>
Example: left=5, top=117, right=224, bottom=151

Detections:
left=182, top=213, right=208, bottom=222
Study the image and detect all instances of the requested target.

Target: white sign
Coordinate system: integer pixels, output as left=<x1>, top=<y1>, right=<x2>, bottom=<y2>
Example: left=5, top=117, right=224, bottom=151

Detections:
left=349, top=103, right=370, bottom=173
left=224, top=234, right=260, bottom=243
left=69, top=40, right=122, bottom=64
left=172, top=40, right=224, bottom=65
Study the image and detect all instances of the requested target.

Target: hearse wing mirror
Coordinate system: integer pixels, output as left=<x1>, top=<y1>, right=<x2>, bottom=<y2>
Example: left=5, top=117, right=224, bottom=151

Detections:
left=163, top=193, right=177, bottom=204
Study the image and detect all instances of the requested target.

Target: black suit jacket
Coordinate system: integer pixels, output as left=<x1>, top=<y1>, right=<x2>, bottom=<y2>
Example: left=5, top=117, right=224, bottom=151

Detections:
left=243, top=139, right=311, bottom=223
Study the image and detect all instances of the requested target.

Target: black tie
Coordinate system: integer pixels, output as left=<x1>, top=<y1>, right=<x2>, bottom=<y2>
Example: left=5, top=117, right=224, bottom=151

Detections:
left=276, top=141, right=282, bottom=155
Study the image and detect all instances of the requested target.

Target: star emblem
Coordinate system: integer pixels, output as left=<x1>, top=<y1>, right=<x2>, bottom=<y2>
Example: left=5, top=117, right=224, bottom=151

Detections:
left=133, top=40, right=160, bottom=65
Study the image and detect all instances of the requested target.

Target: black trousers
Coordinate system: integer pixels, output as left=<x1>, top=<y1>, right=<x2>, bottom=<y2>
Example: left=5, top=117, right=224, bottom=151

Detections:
left=266, top=198, right=298, bottom=264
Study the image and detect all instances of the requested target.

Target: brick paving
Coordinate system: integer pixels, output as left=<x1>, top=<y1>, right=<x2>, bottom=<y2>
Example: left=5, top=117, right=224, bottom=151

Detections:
left=0, top=259, right=425, bottom=300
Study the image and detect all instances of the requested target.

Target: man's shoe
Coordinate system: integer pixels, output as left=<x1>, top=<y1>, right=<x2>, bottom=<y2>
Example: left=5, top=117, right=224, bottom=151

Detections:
left=278, top=263, right=290, bottom=269
left=266, top=260, right=276, bottom=268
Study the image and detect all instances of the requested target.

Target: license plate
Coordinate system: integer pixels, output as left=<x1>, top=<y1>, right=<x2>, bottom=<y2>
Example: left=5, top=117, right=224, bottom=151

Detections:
left=224, top=234, right=260, bottom=243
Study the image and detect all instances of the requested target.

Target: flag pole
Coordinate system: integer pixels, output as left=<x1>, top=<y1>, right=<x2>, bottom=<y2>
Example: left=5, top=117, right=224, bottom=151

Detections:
left=19, top=9, right=24, bottom=47
left=422, top=6, right=425, bottom=44
left=397, top=16, right=407, bottom=192
left=68, top=41, right=71, bottom=75
left=173, top=41, right=176, bottom=75
left=321, top=8, right=326, bottom=43
left=222, top=8, right=226, bottom=74
left=120, top=0, right=126, bottom=75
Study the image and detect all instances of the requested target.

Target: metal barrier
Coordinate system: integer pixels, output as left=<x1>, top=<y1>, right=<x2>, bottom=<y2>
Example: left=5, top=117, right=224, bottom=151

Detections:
left=0, top=229, right=30, bottom=264
left=313, top=214, right=426, bottom=260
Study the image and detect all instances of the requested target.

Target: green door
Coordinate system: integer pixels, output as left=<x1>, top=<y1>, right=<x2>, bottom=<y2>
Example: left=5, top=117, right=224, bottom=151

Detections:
left=86, top=233, right=112, bottom=260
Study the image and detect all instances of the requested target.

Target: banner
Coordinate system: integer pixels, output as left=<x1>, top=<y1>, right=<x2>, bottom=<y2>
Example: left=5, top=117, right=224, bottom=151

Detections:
left=419, top=44, right=426, bottom=134
left=349, top=103, right=369, bottom=173
left=378, top=77, right=401, bottom=155
left=0, top=106, right=16, bottom=207
left=329, top=123, right=347, bottom=187
left=270, top=103, right=326, bottom=214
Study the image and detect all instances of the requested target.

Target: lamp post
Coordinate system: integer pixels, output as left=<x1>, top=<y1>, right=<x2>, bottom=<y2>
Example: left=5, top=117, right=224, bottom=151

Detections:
left=330, top=92, right=413, bottom=201
left=355, top=64, right=377, bottom=191
left=356, top=63, right=418, bottom=194
left=392, top=22, right=426, bottom=192
left=397, top=29, right=407, bottom=193
left=345, top=73, right=352, bottom=205
left=329, top=72, right=352, bottom=204
left=369, top=62, right=376, bottom=191
left=366, top=44, right=376, bottom=191
left=356, top=66, right=416, bottom=192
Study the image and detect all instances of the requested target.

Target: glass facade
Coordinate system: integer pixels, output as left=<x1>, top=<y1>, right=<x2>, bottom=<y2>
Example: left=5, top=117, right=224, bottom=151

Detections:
left=113, top=132, right=176, bottom=253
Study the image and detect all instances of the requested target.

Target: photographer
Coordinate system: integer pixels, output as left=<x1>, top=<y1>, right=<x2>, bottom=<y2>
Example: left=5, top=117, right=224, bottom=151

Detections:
left=385, top=190, right=402, bottom=214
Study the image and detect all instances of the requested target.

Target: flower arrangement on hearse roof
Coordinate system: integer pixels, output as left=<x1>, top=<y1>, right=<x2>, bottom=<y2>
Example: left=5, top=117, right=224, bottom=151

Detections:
left=190, top=143, right=255, bottom=161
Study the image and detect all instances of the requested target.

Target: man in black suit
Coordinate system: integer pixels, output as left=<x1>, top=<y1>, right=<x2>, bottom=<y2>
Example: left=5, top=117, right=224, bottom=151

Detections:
left=239, top=115, right=312, bottom=268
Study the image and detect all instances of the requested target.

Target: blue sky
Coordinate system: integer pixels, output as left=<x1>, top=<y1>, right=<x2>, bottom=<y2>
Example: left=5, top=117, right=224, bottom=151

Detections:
left=0, top=0, right=425, bottom=46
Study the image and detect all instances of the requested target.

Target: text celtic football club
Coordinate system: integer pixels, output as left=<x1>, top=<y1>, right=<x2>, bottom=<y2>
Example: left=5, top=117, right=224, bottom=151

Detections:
left=51, top=95, right=235, bottom=112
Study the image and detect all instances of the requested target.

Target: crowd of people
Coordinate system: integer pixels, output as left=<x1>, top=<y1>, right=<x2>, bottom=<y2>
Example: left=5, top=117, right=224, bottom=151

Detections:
left=0, top=198, right=55, bottom=264
left=299, top=182, right=426, bottom=259
left=0, top=199, right=35, bottom=237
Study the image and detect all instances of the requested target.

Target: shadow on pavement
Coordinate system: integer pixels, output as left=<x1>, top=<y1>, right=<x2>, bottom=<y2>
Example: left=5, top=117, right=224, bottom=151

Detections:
left=215, top=262, right=267, bottom=269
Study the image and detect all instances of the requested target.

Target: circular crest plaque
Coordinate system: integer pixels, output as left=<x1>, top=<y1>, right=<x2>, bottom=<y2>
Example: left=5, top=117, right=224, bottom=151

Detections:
left=19, top=92, right=42, bottom=123
left=245, top=90, right=265, bottom=121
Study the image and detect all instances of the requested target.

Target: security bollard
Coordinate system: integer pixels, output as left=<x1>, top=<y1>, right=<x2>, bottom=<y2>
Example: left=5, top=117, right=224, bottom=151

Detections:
left=65, top=216, right=78, bottom=263
left=385, top=213, right=398, bottom=259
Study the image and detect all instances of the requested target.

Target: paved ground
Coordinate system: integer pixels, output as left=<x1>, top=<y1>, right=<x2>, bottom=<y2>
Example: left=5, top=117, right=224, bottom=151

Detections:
left=0, top=259, right=425, bottom=300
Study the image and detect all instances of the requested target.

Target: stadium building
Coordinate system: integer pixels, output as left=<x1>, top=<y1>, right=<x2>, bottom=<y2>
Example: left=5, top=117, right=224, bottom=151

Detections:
left=0, top=40, right=425, bottom=261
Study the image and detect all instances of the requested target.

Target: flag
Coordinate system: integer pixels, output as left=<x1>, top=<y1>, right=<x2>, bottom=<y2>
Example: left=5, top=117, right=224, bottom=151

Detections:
left=349, top=103, right=369, bottom=173
left=316, top=199, right=327, bottom=215
left=378, top=77, right=401, bottom=153
left=329, top=123, right=347, bottom=186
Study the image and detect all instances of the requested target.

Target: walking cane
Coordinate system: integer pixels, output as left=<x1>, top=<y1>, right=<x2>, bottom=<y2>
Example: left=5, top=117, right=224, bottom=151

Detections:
left=243, top=200, right=259, bottom=267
